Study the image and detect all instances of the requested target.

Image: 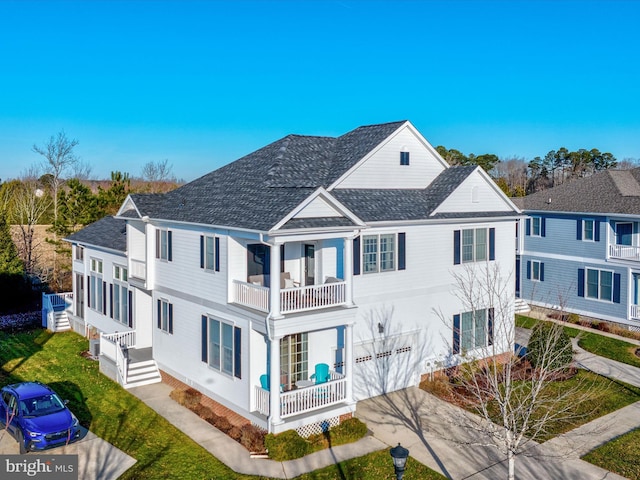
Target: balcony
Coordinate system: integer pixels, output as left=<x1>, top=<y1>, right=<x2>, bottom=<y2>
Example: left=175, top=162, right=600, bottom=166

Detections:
left=254, top=371, right=347, bottom=418
left=232, top=279, right=347, bottom=314
left=609, top=244, right=640, bottom=262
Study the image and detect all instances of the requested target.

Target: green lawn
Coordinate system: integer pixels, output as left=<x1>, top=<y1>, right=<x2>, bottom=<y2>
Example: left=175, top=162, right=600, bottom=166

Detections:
left=0, top=329, right=445, bottom=479
left=515, top=315, right=640, bottom=367
left=583, top=427, right=640, bottom=480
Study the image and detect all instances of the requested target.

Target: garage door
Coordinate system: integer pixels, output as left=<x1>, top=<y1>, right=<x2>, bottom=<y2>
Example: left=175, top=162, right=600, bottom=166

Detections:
left=352, top=332, right=419, bottom=401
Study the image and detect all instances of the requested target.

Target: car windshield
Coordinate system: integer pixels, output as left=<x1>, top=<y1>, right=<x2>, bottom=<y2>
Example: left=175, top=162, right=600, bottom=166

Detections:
left=21, top=393, right=66, bottom=418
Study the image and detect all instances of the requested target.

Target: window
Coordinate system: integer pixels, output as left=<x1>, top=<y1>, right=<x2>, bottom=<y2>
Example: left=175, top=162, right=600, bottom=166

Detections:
left=453, top=308, right=493, bottom=354
left=528, top=260, right=544, bottom=282
left=586, top=268, right=613, bottom=301
left=89, top=259, right=105, bottom=314
left=615, top=222, right=633, bottom=246
left=157, top=299, right=173, bottom=333
left=461, top=228, right=489, bottom=263
left=203, top=317, right=241, bottom=378
left=400, top=151, right=410, bottom=166
left=362, top=233, right=402, bottom=273
left=200, top=235, right=220, bottom=271
left=113, top=265, right=130, bottom=326
left=531, top=217, right=542, bottom=237
left=280, top=333, right=308, bottom=389
left=156, top=229, right=172, bottom=261
left=75, top=245, right=84, bottom=261
left=583, top=220, right=594, bottom=241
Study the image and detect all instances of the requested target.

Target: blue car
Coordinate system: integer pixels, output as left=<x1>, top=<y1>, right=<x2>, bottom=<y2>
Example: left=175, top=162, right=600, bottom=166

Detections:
left=0, top=382, right=81, bottom=453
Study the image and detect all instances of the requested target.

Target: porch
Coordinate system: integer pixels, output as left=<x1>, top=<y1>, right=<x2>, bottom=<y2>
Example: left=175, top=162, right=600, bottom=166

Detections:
left=41, top=292, right=73, bottom=332
left=100, top=330, right=162, bottom=388
left=609, top=244, right=640, bottom=262
left=254, top=371, right=348, bottom=418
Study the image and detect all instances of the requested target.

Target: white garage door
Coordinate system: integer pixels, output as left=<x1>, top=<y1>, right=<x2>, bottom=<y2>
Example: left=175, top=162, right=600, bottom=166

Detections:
left=352, top=332, right=419, bottom=401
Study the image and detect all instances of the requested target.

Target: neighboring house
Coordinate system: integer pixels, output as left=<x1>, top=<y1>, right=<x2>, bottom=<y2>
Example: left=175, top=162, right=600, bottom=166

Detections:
left=514, top=167, right=640, bottom=330
left=55, top=121, right=519, bottom=435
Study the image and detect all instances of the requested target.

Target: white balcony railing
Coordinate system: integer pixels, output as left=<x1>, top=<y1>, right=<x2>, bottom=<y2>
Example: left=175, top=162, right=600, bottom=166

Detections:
left=101, top=331, right=136, bottom=385
left=130, top=259, right=147, bottom=280
left=609, top=244, right=640, bottom=261
left=254, top=372, right=347, bottom=417
left=630, top=304, right=640, bottom=321
left=232, top=280, right=347, bottom=314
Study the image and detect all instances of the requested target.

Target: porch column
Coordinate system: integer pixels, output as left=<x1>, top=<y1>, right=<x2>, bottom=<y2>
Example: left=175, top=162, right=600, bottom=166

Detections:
left=345, top=323, right=354, bottom=403
left=269, top=335, right=283, bottom=426
left=270, top=243, right=282, bottom=318
left=344, top=237, right=354, bottom=306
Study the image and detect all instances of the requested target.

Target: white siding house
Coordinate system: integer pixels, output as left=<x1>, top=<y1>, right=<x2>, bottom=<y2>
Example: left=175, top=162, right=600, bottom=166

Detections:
left=60, top=121, right=520, bottom=435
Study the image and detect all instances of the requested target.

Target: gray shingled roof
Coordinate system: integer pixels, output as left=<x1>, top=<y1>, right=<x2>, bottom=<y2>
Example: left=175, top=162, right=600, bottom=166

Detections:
left=65, top=216, right=127, bottom=253
left=120, top=121, right=514, bottom=231
left=513, top=168, right=640, bottom=215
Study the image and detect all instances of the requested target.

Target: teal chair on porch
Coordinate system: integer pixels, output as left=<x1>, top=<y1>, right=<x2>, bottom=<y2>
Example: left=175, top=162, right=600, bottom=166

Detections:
left=310, top=363, right=330, bottom=384
left=260, top=374, right=283, bottom=392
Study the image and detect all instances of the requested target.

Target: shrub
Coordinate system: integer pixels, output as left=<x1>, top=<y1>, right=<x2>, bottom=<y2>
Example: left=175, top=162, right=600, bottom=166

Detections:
left=330, top=417, right=367, bottom=444
left=240, top=424, right=266, bottom=452
left=265, top=430, right=310, bottom=461
left=420, top=376, right=453, bottom=399
left=567, top=313, right=580, bottom=324
left=228, top=426, right=242, bottom=441
left=527, top=322, right=573, bottom=371
left=169, top=387, right=202, bottom=409
left=213, top=416, right=232, bottom=433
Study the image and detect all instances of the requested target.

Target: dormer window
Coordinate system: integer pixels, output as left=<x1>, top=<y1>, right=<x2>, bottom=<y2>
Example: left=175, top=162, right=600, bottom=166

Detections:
left=400, top=151, right=410, bottom=166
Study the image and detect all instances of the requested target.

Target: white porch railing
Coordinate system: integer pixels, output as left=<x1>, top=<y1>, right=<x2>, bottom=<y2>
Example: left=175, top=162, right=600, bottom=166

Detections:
left=101, top=331, right=136, bottom=385
left=42, top=292, right=73, bottom=331
left=630, top=304, right=640, bottom=321
left=254, top=372, right=347, bottom=418
left=130, top=259, right=147, bottom=280
left=232, top=281, right=347, bottom=314
left=609, top=244, right=640, bottom=261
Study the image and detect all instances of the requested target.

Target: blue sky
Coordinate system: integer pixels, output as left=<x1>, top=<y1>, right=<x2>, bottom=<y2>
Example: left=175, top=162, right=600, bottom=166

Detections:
left=1, top=0, right=639, bottom=182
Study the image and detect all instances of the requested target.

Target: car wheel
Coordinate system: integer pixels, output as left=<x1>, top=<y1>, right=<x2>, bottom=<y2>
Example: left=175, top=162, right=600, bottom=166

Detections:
left=16, top=430, right=28, bottom=454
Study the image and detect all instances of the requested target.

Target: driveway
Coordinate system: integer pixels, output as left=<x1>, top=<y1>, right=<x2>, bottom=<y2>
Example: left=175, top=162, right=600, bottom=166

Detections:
left=0, top=425, right=135, bottom=480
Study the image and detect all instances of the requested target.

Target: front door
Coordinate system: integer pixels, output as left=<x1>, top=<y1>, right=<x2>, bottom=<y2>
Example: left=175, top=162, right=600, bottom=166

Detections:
left=616, top=222, right=633, bottom=246
left=304, top=244, right=315, bottom=286
left=280, top=333, right=308, bottom=391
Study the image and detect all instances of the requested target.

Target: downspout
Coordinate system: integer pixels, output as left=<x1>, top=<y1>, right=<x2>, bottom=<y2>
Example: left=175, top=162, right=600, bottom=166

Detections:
left=259, top=233, right=275, bottom=433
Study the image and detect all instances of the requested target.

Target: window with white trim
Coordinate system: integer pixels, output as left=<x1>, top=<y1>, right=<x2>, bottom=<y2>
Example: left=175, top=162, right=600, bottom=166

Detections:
left=531, top=217, right=542, bottom=237
left=461, top=309, right=488, bottom=351
left=156, top=229, right=172, bottom=261
left=113, top=265, right=129, bottom=325
left=158, top=299, right=173, bottom=333
left=75, top=245, right=84, bottom=261
left=583, top=219, right=594, bottom=241
left=208, top=318, right=241, bottom=378
left=586, top=268, right=613, bottom=301
left=531, top=260, right=542, bottom=281
left=90, top=259, right=104, bottom=314
left=363, top=234, right=396, bottom=273
left=462, top=228, right=487, bottom=263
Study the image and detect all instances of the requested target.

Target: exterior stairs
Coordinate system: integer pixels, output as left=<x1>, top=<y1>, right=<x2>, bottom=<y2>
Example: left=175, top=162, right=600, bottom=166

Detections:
left=124, top=359, right=162, bottom=389
left=514, top=298, right=531, bottom=314
left=53, top=310, right=71, bottom=332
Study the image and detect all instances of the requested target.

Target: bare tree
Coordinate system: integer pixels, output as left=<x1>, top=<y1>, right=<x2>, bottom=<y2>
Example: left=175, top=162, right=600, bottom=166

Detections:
left=32, top=131, right=79, bottom=224
left=140, top=159, right=175, bottom=182
left=434, top=263, right=598, bottom=480
left=10, top=171, right=51, bottom=286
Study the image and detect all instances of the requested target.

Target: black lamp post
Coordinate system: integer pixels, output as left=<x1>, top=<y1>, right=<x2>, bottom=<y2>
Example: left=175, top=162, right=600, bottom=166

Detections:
left=389, top=442, right=409, bottom=480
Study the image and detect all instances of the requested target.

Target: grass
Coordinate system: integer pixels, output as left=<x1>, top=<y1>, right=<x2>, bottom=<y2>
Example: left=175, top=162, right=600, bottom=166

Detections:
left=515, top=315, right=640, bottom=367
left=582, top=428, right=640, bottom=480
left=0, top=328, right=445, bottom=479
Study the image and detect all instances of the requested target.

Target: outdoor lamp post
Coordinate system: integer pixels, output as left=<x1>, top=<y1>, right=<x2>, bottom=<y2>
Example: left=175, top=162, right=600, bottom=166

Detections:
left=389, top=442, right=409, bottom=480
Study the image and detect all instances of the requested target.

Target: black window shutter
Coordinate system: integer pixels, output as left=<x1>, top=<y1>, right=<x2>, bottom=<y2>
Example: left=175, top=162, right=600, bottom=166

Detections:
left=128, top=291, right=133, bottom=328
left=453, top=314, right=460, bottom=354
left=156, top=230, right=160, bottom=259
left=453, top=230, right=461, bottom=265
left=613, top=273, right=621, bottom=303
left=353, top=237, right=361, bottom=275
left=200, top=236, right=204, bottom=269
left=541, top=218, right=546, bottom=237
left=168, top=303, right=173, bottom=334
left=540, top=263, right=545, bottom=282
left=489, top=228, right=495, bottom=261
left=595, top=221, right=600, bottom=242
left=398, top=232, right=406, bottom=270
left=167, top=231, right=173, bottom=261
left=526, top=261, right=531, bottom=280
left=234, top=327, right=241, bottom=379
left=215, top=237, right=221, bottom=272
left=525, top=218, right=531, bottom=236
left=87, top=275, right=91, bottom=308
left=577, top=269, right=585, bottom=297
left=488, top=308, right=494, bottom=346
left=157, top=300, right=161, bottom=329
left=280, top=244, right=285, bottom=273
left=577, top=219, right=582, bottom=240
left=201, top=316, right=208, bottom=362
left=102, top=281, right=107, bottom=314
left=109, top=284, right=114, bottom=318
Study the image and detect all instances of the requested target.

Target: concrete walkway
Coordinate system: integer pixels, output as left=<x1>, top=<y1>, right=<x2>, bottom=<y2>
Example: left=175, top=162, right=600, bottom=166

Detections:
left=124, top=319, right=640, bottom=479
